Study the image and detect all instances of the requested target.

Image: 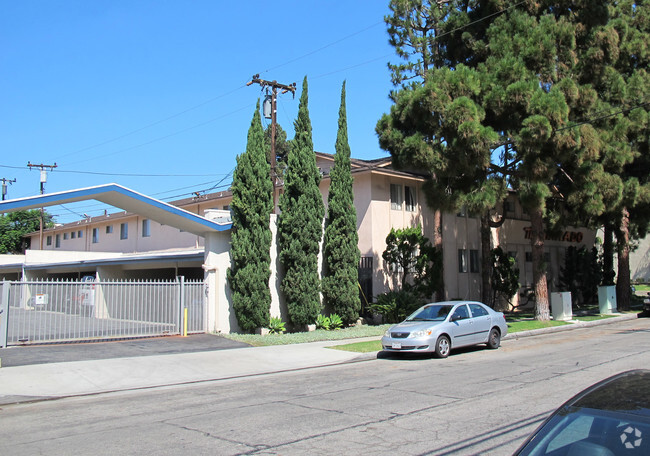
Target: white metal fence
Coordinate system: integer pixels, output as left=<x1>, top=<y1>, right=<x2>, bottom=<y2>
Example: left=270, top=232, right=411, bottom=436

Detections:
left=0, top=277, right=206, bottom=347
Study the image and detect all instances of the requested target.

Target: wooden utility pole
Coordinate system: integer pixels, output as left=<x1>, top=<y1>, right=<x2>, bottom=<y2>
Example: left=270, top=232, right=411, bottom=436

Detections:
left=247, top=74, right=296, bottom=213
left=27, top=162, right=57, bottom=249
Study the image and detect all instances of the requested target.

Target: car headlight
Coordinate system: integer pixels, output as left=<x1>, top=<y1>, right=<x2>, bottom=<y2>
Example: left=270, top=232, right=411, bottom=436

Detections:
left=384, top=328, right=392, bottom=337
left=411, top=329, right=433, bottom=338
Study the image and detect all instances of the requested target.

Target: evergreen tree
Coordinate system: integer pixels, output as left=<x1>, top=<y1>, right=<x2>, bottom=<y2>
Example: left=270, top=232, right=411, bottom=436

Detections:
left=0, top=210, right=54, bottom=254
left=264, top=123, right=291, bottom=178
left=561, top=0, right=650, bottom=310
left=322, top=82, right=361, bottom=325
left=278, top=77, right=325, bottom=328
left=381, top=0, right=459, bottom=301
left=379, top=1, right=625, bottom=320
left=226, top=101, right=274, bottom=332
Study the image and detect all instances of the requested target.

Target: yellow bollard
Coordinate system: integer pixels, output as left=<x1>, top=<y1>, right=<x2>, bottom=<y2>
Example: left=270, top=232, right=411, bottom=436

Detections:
left=183, top=307, right=188, bottom=337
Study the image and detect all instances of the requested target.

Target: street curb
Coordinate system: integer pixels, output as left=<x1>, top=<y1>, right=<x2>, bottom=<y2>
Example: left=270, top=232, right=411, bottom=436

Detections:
left=502, top=313, right=639, bottom=340
left=355, top=313, right=641, bottom=358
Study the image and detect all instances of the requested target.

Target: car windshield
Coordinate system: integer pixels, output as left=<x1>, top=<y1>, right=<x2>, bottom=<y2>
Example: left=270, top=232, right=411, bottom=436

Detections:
left=517, top=406, right=650, bottom=456
left=406, top=305, right=454, bottom=321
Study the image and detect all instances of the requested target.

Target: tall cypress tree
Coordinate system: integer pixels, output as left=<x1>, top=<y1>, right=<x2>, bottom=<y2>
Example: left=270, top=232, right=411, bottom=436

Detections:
left=278, top=76, right=325, bottom=328
left=322, top=81, right=361, bottom=324
left=227, top=101, right=273, bottom=332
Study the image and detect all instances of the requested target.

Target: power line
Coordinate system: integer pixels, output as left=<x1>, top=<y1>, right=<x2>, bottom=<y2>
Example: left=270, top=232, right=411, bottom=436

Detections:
left=0, top=163, right=229, bottom=178
left=555, top=100, right=650, bottom=133
left=52, top=169, right=228, bottom=178
left=66, top=103, right=256, bottom=166
left=55, top=84, right=250, bottom=161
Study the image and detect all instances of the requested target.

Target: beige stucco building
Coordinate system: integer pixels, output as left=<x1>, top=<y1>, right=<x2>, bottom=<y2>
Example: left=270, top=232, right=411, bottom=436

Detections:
left=1, top=152, right=596, bottom=333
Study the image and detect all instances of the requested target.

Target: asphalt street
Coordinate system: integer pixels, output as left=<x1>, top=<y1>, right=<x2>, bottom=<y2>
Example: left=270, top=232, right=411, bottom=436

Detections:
left=0, top=317, right=648, bottom=455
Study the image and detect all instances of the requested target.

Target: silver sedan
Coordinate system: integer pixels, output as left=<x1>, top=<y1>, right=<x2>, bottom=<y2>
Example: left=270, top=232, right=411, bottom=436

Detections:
left=381, top=301, right=508, bottom=358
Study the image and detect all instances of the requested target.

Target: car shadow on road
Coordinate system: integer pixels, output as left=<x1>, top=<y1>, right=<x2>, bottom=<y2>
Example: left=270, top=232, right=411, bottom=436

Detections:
left=376, top=344, right=489, bottom=360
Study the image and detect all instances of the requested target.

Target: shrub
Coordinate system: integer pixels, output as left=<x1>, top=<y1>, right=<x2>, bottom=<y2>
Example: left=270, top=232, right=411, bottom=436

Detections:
left=315, top=314, right=330, bottom=330
left=329, top=313, right=343, bottom=330
left=369, top=290, right=423, bottom=324
left=268, top=316, right=286, bottom=334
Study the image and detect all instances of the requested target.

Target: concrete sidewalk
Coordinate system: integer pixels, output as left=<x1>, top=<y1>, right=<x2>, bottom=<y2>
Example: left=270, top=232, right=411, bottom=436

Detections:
left=0, top=314, right=640, bottom=406
left=0, top=337, right=377, bottom=406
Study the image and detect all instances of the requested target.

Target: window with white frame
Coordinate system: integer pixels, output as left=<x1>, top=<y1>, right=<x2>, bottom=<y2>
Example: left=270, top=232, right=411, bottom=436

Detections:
left=71, top=231, right=76, bottom=239
left=92, top=228, right=99, bottom=244
left=106, top=225, right=113, bottom=234
left=142, top=219, right=151, bottom=237
left=46, top=235, right=52, bottom=246
left=390, top=184, right=402, bottom=210
left=120, top=223, right=128, bottom=240
left=405, top=185, right=416, bottom=212
left=78, top=230, right=83, bottom=238
left=458, top=249, right=468, bottom=273
left=55, top=234, right=61, bottom=248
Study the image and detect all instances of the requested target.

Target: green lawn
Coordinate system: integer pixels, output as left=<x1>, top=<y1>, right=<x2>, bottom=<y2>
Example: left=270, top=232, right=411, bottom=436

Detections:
left=223, top=324, right=390, bottom=347
left=634, top=284, right=650, bottom=294
left=328, top=316, right=617, bottom=353
left=225, top=312, right=628, bottom=352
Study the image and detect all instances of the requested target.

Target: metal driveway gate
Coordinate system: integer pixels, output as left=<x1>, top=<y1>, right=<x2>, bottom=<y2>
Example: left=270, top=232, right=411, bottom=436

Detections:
left=0, top=277, right=206, bottom=347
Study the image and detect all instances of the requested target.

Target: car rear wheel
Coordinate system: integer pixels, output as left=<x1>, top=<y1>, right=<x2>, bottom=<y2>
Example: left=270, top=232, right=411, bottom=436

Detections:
left=487, top=328, right=501, bottom=349
left=434, top=335, right=450, bottom=358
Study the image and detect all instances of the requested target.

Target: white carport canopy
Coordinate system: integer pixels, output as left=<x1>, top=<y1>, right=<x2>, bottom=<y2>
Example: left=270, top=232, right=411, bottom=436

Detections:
left=0, top=183, right=231, bottom=236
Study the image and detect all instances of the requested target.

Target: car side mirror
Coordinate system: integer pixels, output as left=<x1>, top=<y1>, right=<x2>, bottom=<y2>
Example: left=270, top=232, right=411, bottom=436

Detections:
left=450, top=314, right=459, bottom=322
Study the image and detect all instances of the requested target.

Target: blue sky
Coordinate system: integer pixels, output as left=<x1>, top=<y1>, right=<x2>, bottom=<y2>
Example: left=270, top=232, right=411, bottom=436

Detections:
left=1, top=1, right=396, bottom=223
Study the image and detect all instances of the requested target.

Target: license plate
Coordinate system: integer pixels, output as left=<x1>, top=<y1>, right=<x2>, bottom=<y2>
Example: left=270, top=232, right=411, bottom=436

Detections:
left=392, top=342, right=402, bottom=349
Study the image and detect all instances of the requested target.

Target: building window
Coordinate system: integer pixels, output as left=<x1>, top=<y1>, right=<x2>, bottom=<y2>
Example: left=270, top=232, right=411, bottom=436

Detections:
left=458, top=249, right=468, bottom=273
left=470, top=249, right=480, bottom=273
left=106, top=225, right=113, bottom=234
left=223, top=205, right=230, bottom=210
left=71, top=231, right=76, bottom=239
left=78, top=230, right=83, bottom=238
left=142, top=219, right=151, bottom=237
left=390, top=184, right=402, bottom=210
left=92, top=228, right=99, bottom=244
left=55, top=234, right=61, bottom=248
left=405, top=186, right=416, bottom=212
left=120, top=223, right=128, bottom=240
left=46, top=236, right=52, bottom=246
left=64, top=233, right=69, bottom=240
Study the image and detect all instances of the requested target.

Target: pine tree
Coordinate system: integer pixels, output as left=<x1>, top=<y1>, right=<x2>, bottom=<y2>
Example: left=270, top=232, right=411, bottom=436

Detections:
left=226, top=102, right=273, bottom=332
left=278, top=77, right=325, bottom=328
left=322, top=82, right=361, bottom=325
left=378, top=1, right=635, bottom=321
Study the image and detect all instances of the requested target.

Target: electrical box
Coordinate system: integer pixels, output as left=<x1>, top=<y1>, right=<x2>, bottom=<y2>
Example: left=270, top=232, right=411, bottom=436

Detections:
left=551, top=292, right=572, bottom=321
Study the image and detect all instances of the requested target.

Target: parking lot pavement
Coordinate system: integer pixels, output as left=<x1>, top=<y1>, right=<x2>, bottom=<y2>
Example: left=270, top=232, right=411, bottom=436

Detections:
left=0, top=334, right=250, bottom=368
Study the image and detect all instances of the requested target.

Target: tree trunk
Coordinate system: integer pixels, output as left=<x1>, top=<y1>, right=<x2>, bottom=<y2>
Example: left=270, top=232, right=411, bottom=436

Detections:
left=615, top=207, right=631, bottom=311
left=433, top=209, right=445, bottom=301
left=530, top=208, right=550, bottom=320
left=602, top=223, right=615, bottom=285
left=480, top=214, right=493, bottom=307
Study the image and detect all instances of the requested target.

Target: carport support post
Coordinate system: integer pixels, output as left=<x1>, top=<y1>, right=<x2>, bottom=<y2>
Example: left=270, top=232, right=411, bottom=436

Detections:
left=1, top=281, right=10, bottom=348
left=177, top=275, right=186, bottom=337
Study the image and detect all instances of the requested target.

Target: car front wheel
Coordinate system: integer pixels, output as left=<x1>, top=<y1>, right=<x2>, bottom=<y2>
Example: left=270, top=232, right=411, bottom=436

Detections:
left=487, top=328, right=501, bottom=349
left=435, top=335, right=451, bottom=358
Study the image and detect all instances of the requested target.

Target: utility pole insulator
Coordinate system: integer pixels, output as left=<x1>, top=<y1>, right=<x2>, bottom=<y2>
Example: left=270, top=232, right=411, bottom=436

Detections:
left=247, top=74, right=297, bottom=214
left=1, top=178, right=16, bottom=201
